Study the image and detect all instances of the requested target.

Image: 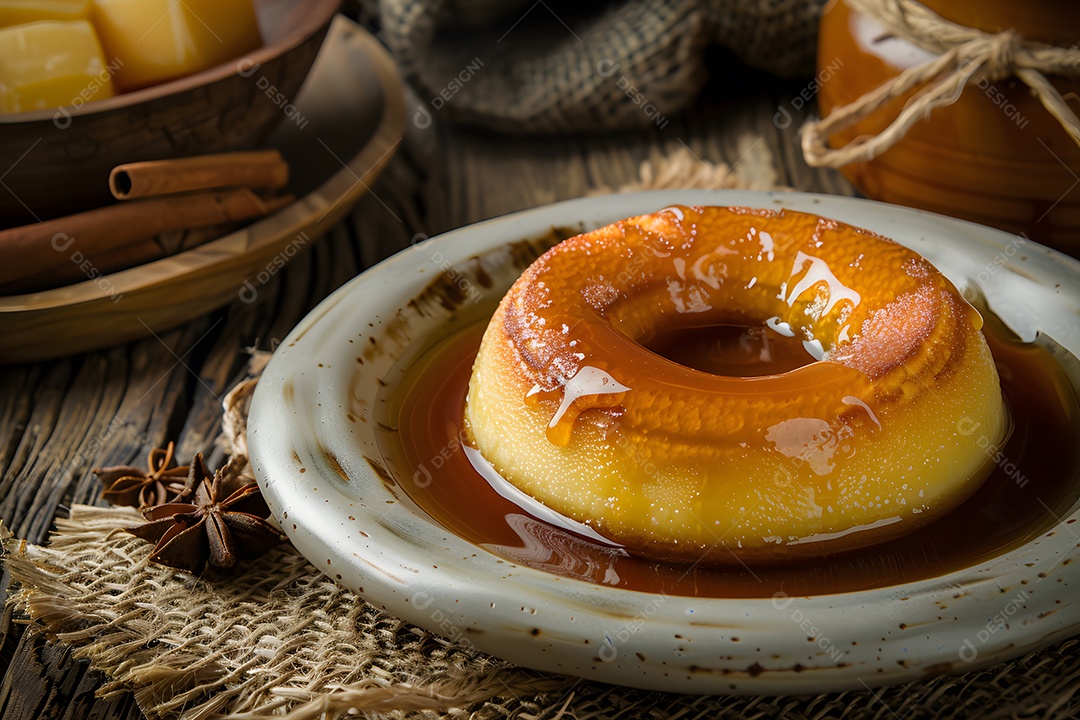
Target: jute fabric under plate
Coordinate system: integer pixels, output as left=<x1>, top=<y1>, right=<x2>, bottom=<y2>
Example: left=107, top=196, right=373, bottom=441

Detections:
left=6, top=506, right=1080, bottom=719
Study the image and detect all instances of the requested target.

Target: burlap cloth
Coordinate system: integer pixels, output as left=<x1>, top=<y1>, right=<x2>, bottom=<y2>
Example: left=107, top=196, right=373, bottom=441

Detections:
left=370, top=0, right=825, bottom=132
left=5, top=146, right=1080, bottom=718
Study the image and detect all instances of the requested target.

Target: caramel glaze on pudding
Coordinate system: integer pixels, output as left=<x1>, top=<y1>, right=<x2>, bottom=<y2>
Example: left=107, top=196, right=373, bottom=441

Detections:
left=464, top=205, right=1008, bottom=564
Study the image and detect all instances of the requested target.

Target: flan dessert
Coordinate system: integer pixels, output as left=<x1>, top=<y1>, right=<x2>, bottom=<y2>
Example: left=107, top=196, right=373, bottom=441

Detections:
left=464, top=205, right=1007, bottom=563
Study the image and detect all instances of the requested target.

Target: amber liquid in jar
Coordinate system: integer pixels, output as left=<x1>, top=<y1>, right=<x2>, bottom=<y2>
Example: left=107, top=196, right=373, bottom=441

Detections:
left=374, top=314, right=1080, bottom=598
left=817, top=0, right=1080, bottom=253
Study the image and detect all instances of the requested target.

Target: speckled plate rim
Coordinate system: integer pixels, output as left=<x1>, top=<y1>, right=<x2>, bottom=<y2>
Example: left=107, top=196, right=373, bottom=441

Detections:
left=249, top=190, right=1080, bottom=695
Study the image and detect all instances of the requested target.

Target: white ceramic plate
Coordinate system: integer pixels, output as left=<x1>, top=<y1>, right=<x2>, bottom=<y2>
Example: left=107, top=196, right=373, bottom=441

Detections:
left=249, top=190, right=1080, bottom=695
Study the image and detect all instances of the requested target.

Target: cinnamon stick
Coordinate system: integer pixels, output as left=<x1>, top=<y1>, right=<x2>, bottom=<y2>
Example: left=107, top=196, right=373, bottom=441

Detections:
left=109, top=150, right=289, bottom=200
left=0, top=190, right=293, bottom=287
left=0, top=218, right=261, bottom=295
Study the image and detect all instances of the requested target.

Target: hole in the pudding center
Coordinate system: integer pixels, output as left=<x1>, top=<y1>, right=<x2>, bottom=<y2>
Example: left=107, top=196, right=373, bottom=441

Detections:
left=643, top=323, right=818, bottom=377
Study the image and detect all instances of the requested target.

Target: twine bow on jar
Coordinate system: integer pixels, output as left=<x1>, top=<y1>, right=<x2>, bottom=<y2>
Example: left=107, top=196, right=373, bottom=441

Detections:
left=800, top=0, right=1080, bottom=168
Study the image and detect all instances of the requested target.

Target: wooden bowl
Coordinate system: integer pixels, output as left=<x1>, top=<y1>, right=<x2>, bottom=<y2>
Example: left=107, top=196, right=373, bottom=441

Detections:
left=0, top=0, right=340, bottom=227
left=0, top=17, right=404, bottom=364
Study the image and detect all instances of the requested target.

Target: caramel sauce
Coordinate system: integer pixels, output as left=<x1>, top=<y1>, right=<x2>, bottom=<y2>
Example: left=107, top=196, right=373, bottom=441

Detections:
left=497, top=207, right=965, bottom=455
left=375, top=318, right=1080, bottom=598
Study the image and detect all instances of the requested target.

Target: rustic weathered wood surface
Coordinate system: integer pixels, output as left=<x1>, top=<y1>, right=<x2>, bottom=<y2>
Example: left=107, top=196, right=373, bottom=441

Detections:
left=0, top=76, right=856, bottom=717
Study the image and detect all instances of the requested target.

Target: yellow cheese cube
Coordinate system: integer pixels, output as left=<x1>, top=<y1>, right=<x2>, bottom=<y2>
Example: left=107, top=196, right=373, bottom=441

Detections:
left=91, top=0, right=262, bottom=91
left=0, top=0, right=90, bottom=27
left=0, top=20, right=115, bottom=114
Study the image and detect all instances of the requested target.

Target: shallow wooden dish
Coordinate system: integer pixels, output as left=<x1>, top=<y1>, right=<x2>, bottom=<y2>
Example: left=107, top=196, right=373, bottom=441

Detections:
left=0, top=17, right=405, bottom=364
left=0, top=0, right=339, bottom=226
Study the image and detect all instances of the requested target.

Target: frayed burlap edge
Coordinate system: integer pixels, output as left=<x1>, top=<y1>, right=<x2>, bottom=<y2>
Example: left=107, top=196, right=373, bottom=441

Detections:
left=2, top=506, right=570, bottom=720
left=587, top=137, right=786, bottom=196
left=3, top=343, right=572, bottom=720
left=6, top=506, right=1080, bottom=720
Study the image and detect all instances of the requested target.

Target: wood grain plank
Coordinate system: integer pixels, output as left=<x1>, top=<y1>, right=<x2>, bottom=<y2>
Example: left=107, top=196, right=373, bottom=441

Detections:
left=0, top=629, right=139, bottom=720
left=0, top=629, right=51, bottom=720
left=0, top=363, right=72, bottom=510
left=0, top=366, right=36, bottom=481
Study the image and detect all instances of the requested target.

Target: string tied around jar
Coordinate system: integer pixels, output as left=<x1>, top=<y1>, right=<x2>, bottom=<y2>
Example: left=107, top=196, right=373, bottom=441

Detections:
left=983, top=29, right=1020, bottom=82
left=800, top=0, right=1080, bottom=169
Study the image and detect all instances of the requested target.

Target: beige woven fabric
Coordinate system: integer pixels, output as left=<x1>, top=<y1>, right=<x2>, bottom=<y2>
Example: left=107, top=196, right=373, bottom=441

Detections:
left=377, top=0, right=825, bottom=133
left=4, top=507, right=567, bottom=720
left=6, top=506, right=1080, bottom=719
left=586, top=139, right=786, bottom=196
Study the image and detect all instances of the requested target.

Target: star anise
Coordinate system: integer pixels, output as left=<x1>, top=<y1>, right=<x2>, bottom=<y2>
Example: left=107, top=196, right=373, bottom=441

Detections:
left=127, top=453, right=288, bottom=573
left=95, top=442, right=191, bottom=508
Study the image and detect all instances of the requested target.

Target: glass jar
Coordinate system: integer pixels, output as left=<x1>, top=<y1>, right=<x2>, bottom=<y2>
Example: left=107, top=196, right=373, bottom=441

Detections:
left=816, top=0, right=1080, bottom=255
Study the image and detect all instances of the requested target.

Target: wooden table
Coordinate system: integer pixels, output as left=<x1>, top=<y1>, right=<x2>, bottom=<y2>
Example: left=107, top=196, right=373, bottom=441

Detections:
left=0, top=76, right=854, bottom=717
